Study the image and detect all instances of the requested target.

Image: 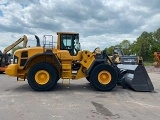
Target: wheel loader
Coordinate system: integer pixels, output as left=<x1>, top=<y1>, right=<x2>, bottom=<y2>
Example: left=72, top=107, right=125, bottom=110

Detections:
left=5, top=32, right=154, bottom=92
left=111, top=47, right=143, bottom=65
left=0, top=35, right=28, bottom=73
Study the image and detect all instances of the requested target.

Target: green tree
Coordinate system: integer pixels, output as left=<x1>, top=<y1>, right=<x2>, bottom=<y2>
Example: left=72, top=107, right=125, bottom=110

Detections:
left=153, top=28, right=160, bottom=42
left=105, top=46, right=114, bottom=56
left=130, top=31, right=154, bottom=61
left=119, top=40, right=131, bottom=55
left=152, top=28, right=160, bottom=52
left=119, top=40, right=130, bottom=49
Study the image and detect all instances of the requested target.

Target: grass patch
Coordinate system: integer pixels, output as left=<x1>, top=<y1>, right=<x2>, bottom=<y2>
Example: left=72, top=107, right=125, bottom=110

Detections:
left=143, top=62, right=153, bottom=66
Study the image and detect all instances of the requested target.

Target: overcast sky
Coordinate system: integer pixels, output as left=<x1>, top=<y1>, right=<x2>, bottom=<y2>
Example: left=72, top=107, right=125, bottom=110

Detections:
left=0, top=0, right=160, bottom=52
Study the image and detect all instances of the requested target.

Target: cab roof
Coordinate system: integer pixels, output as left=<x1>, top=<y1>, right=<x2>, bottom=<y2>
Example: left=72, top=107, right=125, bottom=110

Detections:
left=57, top=32, right=79, bottom=35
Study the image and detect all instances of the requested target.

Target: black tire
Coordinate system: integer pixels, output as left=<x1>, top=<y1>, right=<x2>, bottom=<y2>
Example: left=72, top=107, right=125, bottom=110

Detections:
left=90, top=64, right=118, bottom=91
left=28, top=62, right=59, bottom=91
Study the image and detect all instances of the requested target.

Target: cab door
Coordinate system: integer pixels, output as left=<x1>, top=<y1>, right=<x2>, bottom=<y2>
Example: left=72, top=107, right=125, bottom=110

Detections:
left=60, top=34, right=80, bottom=56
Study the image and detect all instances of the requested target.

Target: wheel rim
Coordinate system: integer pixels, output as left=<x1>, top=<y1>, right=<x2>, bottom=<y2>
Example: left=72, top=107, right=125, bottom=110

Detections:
left=35, top=70, right=50, bottom=85
left=98, top=71, right=111, bottom=85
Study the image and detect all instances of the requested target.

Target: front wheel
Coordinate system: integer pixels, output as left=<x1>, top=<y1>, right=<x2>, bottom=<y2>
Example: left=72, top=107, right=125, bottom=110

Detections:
left=90, top=64, right=118, bottom=91
left=27, top=62, right=59, bottom=91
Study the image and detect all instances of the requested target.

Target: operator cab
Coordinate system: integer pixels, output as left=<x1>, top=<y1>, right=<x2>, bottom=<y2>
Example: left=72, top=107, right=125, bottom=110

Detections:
left=60, top=33, right=81, bottom=56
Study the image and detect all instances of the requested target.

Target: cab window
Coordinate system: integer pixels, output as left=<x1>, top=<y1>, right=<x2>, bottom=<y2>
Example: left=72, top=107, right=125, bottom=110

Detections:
left=60, top=34, right=80, bottom=56
left=60, top=35, right=72, bottom=50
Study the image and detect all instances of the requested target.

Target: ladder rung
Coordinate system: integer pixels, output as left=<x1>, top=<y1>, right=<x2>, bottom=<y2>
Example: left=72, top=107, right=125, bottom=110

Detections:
left=62, top=79, right=70, bottom=85
left=17, top=77, right=25, bottom=81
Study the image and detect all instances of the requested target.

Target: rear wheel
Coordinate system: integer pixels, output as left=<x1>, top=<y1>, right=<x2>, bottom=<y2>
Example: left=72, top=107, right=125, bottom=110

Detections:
left=90, top=64, right=118, bottom=91
left=28, top=62, right=59, bottom=91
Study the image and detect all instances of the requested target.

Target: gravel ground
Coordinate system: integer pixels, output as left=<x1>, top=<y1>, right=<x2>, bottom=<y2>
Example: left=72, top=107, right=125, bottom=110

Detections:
left=0, top=65, right=160, bottom=120
left=145, top=66, right=160, bottom=73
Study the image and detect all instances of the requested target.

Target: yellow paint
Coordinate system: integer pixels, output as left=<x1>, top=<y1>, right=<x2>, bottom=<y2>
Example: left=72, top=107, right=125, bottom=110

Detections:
left=80, top=50, right=95, bottom=69
left=98, top=71, right=111, bottom=84
left=5, top=64, right=18, bottom=76
left=75, top=66, right=86, bottom=79
left=35, top=70, right=50, bottom=85
left=57, top=50, right=72, bottom=60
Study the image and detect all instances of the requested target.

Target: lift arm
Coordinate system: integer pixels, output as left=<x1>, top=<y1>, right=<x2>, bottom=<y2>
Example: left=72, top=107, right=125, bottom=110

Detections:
left=3, top=35, right=28, bottom=54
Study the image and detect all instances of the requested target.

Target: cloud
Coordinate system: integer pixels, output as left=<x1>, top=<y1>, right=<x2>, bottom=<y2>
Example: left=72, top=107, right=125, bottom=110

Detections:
left=0, top=0, right=160, bottom=52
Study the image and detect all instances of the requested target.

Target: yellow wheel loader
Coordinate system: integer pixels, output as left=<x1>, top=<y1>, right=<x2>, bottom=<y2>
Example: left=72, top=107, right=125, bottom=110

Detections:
left=5, top=32, right=154, bottom=92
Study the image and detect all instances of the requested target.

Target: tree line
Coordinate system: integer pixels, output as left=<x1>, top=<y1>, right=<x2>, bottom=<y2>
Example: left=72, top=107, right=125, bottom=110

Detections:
left=105, top=28, right=160, bottom=62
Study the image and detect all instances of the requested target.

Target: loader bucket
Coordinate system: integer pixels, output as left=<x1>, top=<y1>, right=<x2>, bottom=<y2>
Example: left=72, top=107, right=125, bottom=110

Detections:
left=117, top=64, right=154, bottom=92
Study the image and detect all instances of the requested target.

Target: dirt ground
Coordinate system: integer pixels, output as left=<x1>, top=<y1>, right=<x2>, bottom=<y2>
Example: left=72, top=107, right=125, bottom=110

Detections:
left=145, top=66, right=160, bottom=73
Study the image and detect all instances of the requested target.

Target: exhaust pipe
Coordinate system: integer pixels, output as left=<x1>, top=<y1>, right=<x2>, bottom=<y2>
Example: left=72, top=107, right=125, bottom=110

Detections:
left=118, top=64, right=154, bottom=92
left=35, top=35, right=41, bottom=47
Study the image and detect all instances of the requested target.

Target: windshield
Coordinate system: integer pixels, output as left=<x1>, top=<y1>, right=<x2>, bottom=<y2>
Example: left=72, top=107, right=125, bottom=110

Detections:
left=61, top=35, right=72, bottom=49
